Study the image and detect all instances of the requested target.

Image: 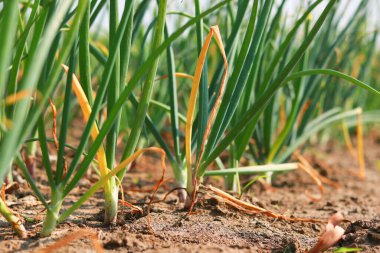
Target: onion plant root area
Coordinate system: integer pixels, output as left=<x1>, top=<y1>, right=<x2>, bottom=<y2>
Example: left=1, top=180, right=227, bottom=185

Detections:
left=1, top=134, right=379, bottom=253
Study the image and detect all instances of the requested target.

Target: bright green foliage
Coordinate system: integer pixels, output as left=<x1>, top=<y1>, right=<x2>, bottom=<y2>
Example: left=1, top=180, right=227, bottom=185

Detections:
left=0, top=0, right=379, bottom=238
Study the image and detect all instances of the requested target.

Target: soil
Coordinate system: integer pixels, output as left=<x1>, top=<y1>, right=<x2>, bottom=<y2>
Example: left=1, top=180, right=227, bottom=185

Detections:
left=0, top=131, right=379, bottom=252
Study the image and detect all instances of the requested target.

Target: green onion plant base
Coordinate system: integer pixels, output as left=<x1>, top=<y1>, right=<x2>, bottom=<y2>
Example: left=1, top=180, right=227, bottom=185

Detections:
left=103, top=177, right=119, bottom=225
left=0, top=198, right=27, bottom=238
left=40, top=191, right=63, bottom=237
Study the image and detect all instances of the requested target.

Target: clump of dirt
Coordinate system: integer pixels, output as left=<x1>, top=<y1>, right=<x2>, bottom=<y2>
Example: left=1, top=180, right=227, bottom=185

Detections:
left=340, top=220, right=380, bottom=248
left=0, top=134, right=379, bottom=252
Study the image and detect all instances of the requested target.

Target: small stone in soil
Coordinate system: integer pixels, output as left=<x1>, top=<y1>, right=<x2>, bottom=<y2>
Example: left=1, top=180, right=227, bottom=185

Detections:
left=213, top=217, right=222, bottom=222
left=78, top=223, right=86, bottom=228
left=206, top=197, right=219, bottom=206
left=311, top=223, right=321, bottom=232
left=104, top=238, right=124, bottom=249
left=270, top=200, right=279, bottom=205
left=165, top=199, right=177, bottom=204
left=150, top=207, right=164, bottom=213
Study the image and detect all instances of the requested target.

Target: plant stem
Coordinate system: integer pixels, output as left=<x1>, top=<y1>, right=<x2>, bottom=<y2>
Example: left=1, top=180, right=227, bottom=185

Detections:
left=0, top=196, right=27, bottom=238
left=185, top=166, right=194, bottom=208
left=225, top=145, right=236, bottom=190
left=103, top=177, right=118, bottom=224
left=173, top=162, right=188, bottom=202
left=103, top=0, right=120, bottom=225
left=40, top=189, right=63, bottom=237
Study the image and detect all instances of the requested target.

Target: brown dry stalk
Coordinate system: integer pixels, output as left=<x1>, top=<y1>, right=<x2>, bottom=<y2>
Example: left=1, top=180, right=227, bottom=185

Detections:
left=49, top=99, right=68, bottom=177
left=207, top=185, right=268, bottom=213
left=119, top=199, right=143, bottom=214
left=297, top=162, right=324, bottom=201
left=23, top=148, right=36, bottom=177
left=294, top=152, right=344, bottom=201
left=207, top=185, right=322, bottom=223
left=125, top=177, right=173, bottom=193
left=208, top=194, right=264, bottom=215
left=117, top=175, right=143, bottom=214
left=159, top=187, right=188, bottom=203
left=123, top=186, right=185, bottom=206
left=296, top=153, right=340, bottom=189
left=34, top=229, right=103, bottom=253
left=186, top=25, right=229, bottom=213
left=297, top=99, right=311, bottom=127
left=49, top=99, right=59, bottom=149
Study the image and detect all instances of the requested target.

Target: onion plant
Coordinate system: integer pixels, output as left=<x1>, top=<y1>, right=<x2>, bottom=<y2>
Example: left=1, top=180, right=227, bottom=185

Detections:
left=202, top=0, right=380, bottom=189
left=1, top=0, right=379, bottom=239
left=0, top=0, right=90, bottom=237
left=237, top=0, right=380, bottom=166
left=0, top=0, right=146, bottom=236
left=0, top=0, right=234, bottom=236
left=191, top=0, right=380, bottom=199
left=133, top=0, right=380, bottom=203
